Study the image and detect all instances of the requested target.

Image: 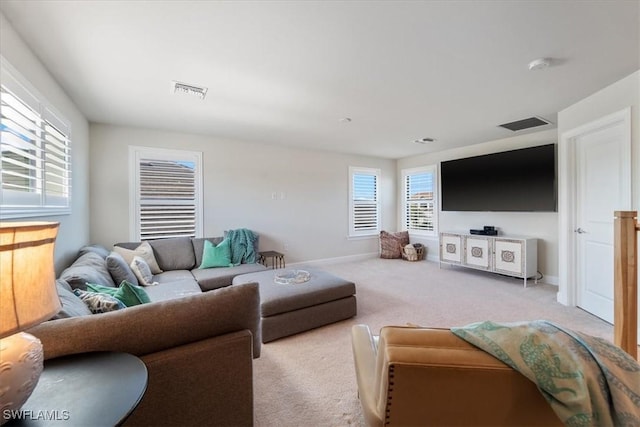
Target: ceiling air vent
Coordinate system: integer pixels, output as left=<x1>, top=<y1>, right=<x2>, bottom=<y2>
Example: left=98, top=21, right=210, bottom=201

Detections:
left=498, top=116, right=551, bottom=132
left=171, top=81, right=208, bottom=100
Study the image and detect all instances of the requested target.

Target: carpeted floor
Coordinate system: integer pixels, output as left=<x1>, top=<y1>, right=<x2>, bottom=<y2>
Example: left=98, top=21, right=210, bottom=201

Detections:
left=253, top=257, right=615, bottom=426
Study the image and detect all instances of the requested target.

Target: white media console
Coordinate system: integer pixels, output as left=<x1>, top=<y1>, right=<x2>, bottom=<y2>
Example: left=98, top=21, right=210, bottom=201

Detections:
left=439, top=232, right=538, bottom=287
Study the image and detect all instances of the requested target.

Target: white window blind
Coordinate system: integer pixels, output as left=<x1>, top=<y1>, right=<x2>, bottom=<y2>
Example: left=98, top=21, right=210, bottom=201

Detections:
left=130, top=147, right=202, bottom=241
left=402, top=166, right=437, bottom=236
left=1, top=59, right=71, bottom=219
left=349, top=167, right=380, bottom=237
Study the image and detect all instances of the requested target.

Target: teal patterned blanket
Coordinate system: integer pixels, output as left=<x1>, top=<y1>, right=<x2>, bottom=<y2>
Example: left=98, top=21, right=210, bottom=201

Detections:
left=451, top=320, right=640, bottom=427
left=226, top=228, right=257, bottom=265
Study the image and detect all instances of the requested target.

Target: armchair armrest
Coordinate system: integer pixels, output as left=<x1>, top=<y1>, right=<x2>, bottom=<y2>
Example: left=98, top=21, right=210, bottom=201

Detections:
left=28, top=282, right=262, bottom=359
left=351, top=324, right=384, bottom=427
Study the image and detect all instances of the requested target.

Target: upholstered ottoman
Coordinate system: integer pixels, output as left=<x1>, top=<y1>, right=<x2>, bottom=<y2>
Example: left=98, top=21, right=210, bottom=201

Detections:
left=232, top=268, right=357, bottom=342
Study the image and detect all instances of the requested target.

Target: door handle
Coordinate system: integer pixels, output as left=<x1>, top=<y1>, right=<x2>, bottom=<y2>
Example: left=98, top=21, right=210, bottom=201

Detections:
left=575, top=228, right=587, bottom=234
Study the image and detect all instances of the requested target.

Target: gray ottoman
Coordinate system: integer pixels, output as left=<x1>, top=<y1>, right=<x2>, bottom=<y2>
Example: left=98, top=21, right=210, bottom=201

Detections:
left=232, top=268, right=357, bottom=342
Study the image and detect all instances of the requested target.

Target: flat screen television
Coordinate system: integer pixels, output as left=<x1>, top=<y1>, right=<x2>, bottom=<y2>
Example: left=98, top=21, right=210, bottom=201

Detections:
left=440, top=144, right=557, bottom=212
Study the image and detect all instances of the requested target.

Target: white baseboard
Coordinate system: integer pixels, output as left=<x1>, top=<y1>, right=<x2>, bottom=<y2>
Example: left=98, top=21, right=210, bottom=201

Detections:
left=288, top=252, right=378, bottom=267
left=289, top=253, right=560, bottom=287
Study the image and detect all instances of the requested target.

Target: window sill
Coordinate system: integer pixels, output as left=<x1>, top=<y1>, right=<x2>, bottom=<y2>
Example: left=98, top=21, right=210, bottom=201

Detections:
left=346, top=234, right=379, bottom=241
left=0, top=207, right=71, bottom=220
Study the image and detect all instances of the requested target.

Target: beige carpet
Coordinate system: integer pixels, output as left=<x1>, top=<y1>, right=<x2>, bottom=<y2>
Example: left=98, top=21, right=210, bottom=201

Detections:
left=253, top=257, right=615, bottom=426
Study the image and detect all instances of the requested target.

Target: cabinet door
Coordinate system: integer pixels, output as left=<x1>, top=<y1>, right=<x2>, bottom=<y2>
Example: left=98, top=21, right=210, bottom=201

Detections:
left=440, top=234, right=462, bottom=263
left=464, top=236, right=491, bottom=270
left=494, top=239, right=524, bottom=276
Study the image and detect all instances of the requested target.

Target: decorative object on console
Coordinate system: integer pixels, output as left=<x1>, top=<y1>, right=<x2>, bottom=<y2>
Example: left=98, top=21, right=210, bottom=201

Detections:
left=0, top=222, right=61, bottom=425
left=469, top=226, right=498, bottom=236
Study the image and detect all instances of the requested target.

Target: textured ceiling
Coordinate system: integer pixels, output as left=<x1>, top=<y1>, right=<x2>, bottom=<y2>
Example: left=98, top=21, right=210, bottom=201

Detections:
left=1, top=0, right=638, bottom=159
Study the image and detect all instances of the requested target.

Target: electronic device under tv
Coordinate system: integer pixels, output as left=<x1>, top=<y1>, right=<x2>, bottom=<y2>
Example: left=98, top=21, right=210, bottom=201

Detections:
left=440, top=144, right=557, bottom=212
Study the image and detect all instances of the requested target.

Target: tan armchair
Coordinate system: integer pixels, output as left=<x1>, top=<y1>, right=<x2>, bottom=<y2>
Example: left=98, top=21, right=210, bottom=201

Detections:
left=351, top=325, right=562, bottom=426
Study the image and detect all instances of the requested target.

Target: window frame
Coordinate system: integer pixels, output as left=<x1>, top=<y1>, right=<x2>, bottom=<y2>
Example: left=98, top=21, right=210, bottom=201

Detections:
left=348, top=166, right=381, bottom=238
left=1, top=57, right=72, bottom=219
left=129, top=146, right=203, bottom=241
left=401, top=165, right=438, bottom=237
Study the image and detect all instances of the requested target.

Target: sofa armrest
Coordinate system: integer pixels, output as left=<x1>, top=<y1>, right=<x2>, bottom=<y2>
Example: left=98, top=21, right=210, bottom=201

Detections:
left=28, top=282, right=262, bottom=359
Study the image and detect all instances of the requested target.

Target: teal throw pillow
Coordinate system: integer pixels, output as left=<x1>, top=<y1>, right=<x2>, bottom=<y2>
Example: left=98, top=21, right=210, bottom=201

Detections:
left=199, top=239, right=232, bottom=268
left=87, top=281, right=151, bottom=307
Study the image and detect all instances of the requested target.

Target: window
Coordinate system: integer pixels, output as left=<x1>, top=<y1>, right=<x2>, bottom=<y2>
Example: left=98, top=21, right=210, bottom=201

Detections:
left=1, top=58, right=71, bottom=219
left=402, top=166, right=437, bottom=236
left=130, top=146, right=203, bottom=241
left=349, top=167, right=380, bottom=237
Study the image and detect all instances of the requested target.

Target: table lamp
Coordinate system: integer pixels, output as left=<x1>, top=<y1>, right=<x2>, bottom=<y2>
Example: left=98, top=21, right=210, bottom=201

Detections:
left=0, top=222, right=61, bottom=424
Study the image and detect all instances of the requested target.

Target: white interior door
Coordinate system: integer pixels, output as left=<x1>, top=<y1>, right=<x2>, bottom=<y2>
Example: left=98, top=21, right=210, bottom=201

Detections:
left=575, top=113, right=631, bottom=323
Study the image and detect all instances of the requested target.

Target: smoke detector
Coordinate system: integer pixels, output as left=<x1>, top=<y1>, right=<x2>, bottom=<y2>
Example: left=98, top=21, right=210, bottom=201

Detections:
left=528, top=58, right=552, bottom=71
left=170, top=81, right=208, bottom=99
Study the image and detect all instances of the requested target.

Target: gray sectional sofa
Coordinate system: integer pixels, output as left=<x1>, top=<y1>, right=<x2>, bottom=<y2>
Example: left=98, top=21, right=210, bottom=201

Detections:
left=114, top=236, right=267, bottom=295
left=27, top=234, right=268, bottom=426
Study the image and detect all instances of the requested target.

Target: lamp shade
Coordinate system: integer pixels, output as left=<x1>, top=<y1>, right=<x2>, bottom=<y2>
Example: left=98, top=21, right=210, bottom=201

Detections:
left=0, top=222, right=61, bottom=339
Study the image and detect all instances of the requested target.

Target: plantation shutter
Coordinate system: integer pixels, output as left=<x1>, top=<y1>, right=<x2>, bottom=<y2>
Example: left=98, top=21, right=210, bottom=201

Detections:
left=404, top=169, right=435, bottom=234
left=42, top=109, right=71, bottom=207
left=349, top=168, right=380, bottom=236
left=137, top=158, right=197, bottom=240
left=1, top=70, right=71, bottom=218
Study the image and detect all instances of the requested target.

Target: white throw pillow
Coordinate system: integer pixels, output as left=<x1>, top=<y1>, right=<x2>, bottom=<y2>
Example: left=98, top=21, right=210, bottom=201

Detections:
left=130, top=256, right=157, bottom=286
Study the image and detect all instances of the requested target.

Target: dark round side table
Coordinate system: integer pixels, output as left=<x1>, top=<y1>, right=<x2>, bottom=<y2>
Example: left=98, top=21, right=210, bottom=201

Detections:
left=5, top=352, right=147, bottom=426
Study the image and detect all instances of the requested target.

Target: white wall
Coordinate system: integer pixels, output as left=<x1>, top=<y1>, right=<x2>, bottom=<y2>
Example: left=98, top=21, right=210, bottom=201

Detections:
left=397, top=129, right=559, bottom=283
left=89, top=123, right=396, bottom=263
left=557, top=70, right=640, bottom=305
left=0, top=12, right=90, bottom=273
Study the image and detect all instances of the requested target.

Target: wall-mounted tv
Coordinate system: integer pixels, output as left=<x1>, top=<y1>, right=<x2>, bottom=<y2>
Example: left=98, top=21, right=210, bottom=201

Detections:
left=440, top=144, right=557, bottom=212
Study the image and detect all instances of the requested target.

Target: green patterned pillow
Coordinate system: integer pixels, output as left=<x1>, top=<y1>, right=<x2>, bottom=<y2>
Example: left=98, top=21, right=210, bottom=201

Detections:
left=87, top=281, right=151, bottom=307
left=73, top=289, right=125, bottom=314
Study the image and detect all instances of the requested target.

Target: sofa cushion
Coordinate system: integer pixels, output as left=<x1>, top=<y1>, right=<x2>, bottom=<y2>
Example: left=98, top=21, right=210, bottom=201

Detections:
left=143, top=279, right=202, bottom=302
left=51, top=279, right=93, bottom=319
left=200, top=239, right=232, bottom=268
left=192, top=237, right=224, bottom=268
left=192, top=262, right=267, bottom=291
left=106, top=251, right=139, bottom=286
left=146, top=237, right=196, bottom=271
left=152, top=269, right=196, bottom=284
left=73, top=288, right=125, bottom=313
left=60, top=252, right=116, bottom=290
left=87, top=281, right=151, bottom=307
left=113, top=241, right=163, bottom=274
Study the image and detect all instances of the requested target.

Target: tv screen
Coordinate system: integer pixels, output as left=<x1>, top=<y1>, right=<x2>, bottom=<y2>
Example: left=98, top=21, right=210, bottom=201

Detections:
left=440, top=144, right=557, bottom=212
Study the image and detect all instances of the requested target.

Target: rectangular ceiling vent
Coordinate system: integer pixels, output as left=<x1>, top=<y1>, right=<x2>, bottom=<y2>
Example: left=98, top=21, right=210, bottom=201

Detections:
left=171, top=81, right=208, bottom=100
left=498, top=116, right=551, bottom=132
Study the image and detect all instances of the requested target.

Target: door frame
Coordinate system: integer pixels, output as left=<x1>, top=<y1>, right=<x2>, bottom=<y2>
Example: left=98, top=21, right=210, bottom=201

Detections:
left=557, top=107, right=632, bottom=308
